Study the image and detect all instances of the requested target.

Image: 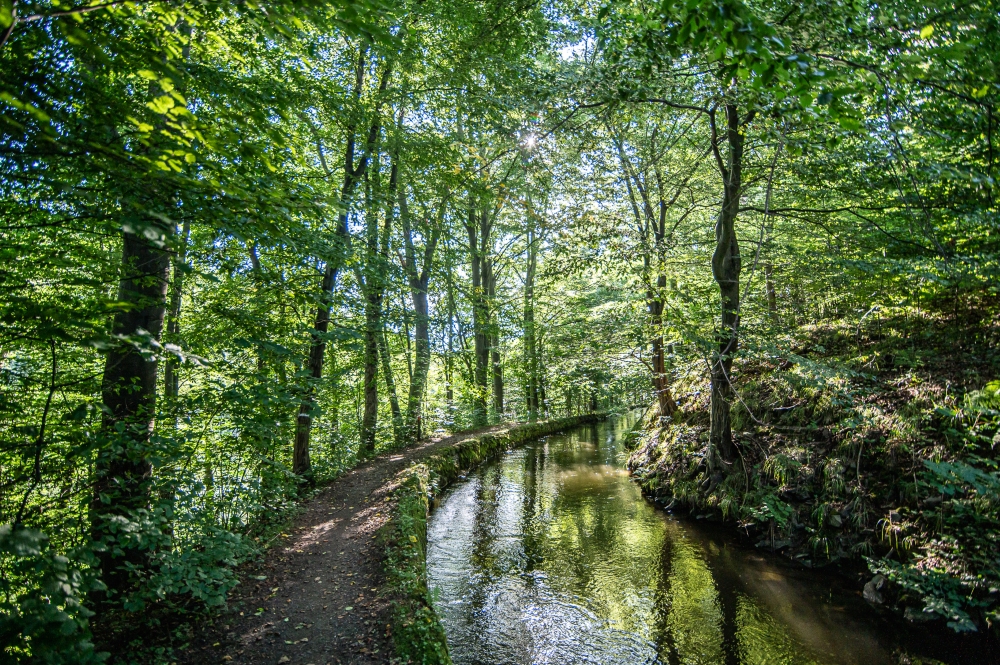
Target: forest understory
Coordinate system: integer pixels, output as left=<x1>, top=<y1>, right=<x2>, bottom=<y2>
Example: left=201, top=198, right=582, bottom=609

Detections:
left=629, top=297, right=1000, bottom=635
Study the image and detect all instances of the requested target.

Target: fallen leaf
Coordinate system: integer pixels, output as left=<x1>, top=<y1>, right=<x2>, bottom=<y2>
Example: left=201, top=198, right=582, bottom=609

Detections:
left=278, top=658, right=290, bottom=664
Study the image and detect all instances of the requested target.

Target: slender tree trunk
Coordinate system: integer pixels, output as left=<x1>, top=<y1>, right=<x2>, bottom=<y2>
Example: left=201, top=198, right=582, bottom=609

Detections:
left=163, top=219, right=190, bottom=406
left=708, top=104, right=746, bottom=470
left=401, top=293, right=413, bottom=383
left=523, top=225, right=539, bottom=421
left=648, top=277, right=678, bottom=421
left=399, top=192, right=440, bottom=441
left=294, top=46, right=393, bottom=475
left=295, top=264, right=336, bottom=476
left=467, top=208, right=491, bottom=426
left=92, top=220, right=171, bottom=602
left=360, top=291, right=381, bottom=455
left=159, top=218, right=189, bottom=540
left=406, top=282, right=431, bottom=439
left=765, top=263, right=778, bottom=321
left=485, top=258, right=503, bottom=418
left=445, top=251, right=456, bottom=406
left=378, top=329, right=403, bottom=443
left=537, top=334, right=547, bottom=416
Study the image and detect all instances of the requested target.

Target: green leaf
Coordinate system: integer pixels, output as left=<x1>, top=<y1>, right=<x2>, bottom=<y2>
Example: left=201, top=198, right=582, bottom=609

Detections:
left=919, top=25, right=934, bottom=39
left=0, top=0, right=13, bottom=30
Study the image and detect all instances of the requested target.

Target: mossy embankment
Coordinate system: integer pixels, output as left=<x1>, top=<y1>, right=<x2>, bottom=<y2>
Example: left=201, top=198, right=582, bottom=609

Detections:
left=628, top=306, right=1000, bottom=634
left=378, top=413, right=607, bottom=664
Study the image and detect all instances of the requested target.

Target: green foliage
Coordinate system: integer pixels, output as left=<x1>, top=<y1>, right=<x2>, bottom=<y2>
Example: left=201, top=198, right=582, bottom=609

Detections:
left=0, top=527, right=106, bottom=664
left=2, top=0, right=999, bottom=654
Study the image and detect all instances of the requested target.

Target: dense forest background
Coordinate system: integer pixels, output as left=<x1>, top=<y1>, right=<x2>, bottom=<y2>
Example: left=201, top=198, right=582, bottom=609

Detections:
left=1, top=0, right=998, bottom=661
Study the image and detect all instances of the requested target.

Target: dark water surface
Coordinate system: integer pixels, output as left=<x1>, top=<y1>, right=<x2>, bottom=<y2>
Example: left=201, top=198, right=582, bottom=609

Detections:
left=427, top=413, right=995, bottom=665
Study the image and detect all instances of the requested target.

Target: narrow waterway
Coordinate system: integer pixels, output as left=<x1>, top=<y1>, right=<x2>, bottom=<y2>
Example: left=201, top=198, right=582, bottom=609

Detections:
left=426, top=412, right=991, bottom=665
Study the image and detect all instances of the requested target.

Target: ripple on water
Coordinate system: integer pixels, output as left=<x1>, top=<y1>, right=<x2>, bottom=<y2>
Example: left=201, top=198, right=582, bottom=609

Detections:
left=427, top=414, right=972, bottom=665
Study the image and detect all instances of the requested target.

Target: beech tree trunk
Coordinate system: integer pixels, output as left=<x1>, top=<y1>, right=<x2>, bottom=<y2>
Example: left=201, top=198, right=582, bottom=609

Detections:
left=295, top=263, right=335, bottom=476
left=378, top=329, right=403, bottom=443
left=524, top=221, right=540, bottom=421
left=708, top=104, right=747, bottom=470
left=163, top=219, right=190, bottom=405
left=294, top=46, right=392, bottom=474
left=765, top=263, right=778, bottom=321
left=445, top=245, right=457, bottom=406
left=611, top=129, right=681, bottom=422
left=360, top=292, right=380, bottom=455
left=485, top=258, right=503, bottom=417
left=399, top=191, right=441, bottom=441
left=92, top=220, right=171, bottom=601
left=467, top=206, right=492, bottom=426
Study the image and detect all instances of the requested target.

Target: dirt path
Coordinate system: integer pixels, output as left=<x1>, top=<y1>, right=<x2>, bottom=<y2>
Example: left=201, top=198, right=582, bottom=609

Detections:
left=180, top=425, right=511, bottom=665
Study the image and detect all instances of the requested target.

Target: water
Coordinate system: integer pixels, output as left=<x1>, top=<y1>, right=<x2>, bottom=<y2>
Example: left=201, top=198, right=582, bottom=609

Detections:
left=427, top=412, right=994, bottom=665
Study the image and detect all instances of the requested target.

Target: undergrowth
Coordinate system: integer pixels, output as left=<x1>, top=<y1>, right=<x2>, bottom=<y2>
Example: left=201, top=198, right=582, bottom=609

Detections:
left=629, top=306, right=1000, bottom=633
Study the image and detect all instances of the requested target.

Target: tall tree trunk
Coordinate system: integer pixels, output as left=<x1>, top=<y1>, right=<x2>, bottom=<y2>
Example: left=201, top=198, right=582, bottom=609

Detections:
left=163, top=219, right=190, bottom=407
left=708, top=104, right=748, bottom=471
left=399, top=191, right=441, bottom=441
left=467, top=207, right=491, bottom=426
left=485, top=258, right=503, bottom=418
left=612, top=130, right=680, bottom=422
left=765, top=263, right=778, bottom=321
left=92, top=219, right=171, bottom=602
left=360, top=292, right=381, bottom=455
left=378, top=329, right=403, bottom=443
left=523, top=222, right=539, bottom=421
left=295, top=264, right=336, bottom=476
left=159, top=218, right=190, bottom=540
left=648, top=276, right=678, bottom=421
left=537, top=333, right=547, bottom=416
left=294, top=46, right=393, bottom=474
left=445, top=244, right=457, bottom=406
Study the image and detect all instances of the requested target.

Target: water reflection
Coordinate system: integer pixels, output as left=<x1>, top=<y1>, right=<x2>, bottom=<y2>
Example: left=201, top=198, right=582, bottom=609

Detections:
left=426, top=415, right=944, bottom=665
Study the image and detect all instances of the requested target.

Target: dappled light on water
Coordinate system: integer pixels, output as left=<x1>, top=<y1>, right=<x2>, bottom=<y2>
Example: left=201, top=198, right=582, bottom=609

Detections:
left=427, top=414, right=903, bottom=665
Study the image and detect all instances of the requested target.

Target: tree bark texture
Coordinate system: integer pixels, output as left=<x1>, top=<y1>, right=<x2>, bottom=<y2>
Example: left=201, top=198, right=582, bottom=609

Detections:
left=360, top=291, right=381, bottom=454
left=708, top=104, right=747, bottom=469
left=612, top=130, right=681, bottom=421
left=485, top=257, right=503, bottom=417
left=163, top=218, right=190, bottom=405
left=466, top=206, right=492, bottom=426
left=93, top=221, right=171, bottom=600
left=378, top=329, right=403, bottom=443
left=399, top=192, right=440, bottom=441
left=523, top=222, right=540, bottom=421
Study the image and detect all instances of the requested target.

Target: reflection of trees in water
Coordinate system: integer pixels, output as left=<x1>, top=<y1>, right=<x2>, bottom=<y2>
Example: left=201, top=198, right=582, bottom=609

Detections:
left=659, top=522, right=836, bottom=665
left=434, top=414, right=862, bottom=665
left=660, top=527, right=726, bottom=664
left=735, top=596, right=823, bottom=665
left=527, top=423, right=670, bottom=638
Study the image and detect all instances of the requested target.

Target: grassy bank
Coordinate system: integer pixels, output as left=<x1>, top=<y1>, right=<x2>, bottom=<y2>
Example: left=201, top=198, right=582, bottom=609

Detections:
left=628, top=307, right=1000, bottom=634
left=378, top=413, right=607, bottom=664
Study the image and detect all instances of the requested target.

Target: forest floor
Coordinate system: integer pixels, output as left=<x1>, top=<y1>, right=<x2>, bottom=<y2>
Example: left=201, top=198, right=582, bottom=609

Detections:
left=177, top=424, right=511, bottom=665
